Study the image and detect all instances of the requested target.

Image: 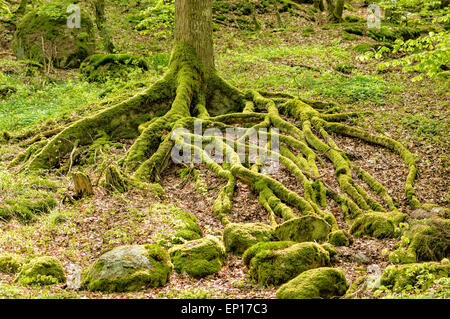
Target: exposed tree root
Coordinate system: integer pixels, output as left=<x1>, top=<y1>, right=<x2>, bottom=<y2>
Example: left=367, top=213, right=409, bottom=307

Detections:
left=16, top=42, right=430, bottom=241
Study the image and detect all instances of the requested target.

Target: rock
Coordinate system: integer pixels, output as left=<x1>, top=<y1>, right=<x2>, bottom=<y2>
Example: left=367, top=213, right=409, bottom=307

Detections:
left=276, top=267, right=348, bottom=299
left=410, top=205, right=447, bottom=220
left=247, top=242, right=330, bottom=286
left=66, top=264, right=82, bottom=290
left=389, top=217, right=450, bottom=264
left=242, top=241, right=296, bottom=267
left=80, top=54, right=150, bottom=83
left=82, top=244, right=172, bottom=292
left=169, top=236, right=226, bottom=278
left=328, top=230, right=351, bottom=246
left=14, top=256, right=66, bottom=286
left=381, top=262, right=450, bottom=292
left=349, top=211, right=406, bottom=239
left=352, top=252, right=371, bottom=264
left=366, top=264, right=382, bottom=289
left=274, top=216, right=331, bottom=243
left=12, top=1, right=96, bottom=68
left=0, top=253, right=24, bottom=274
left=223, top=223, right=273, bottom=255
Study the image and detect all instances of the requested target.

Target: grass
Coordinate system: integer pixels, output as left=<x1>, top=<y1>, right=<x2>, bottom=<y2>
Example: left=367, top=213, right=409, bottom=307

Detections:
left=0, top=74, right=102, bottom=132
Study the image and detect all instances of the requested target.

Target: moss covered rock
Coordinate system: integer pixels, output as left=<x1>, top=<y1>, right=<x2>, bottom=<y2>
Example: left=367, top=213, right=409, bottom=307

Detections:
left=82, top=244, right=172, bottom=292
left=80, top=54, right=150, bottom=83
left=0, top=253, right=24, bottom=274
left=276, top=267, right=348, bottom=299
left=380, top=262, right=450, bottom=292
left=223, top=222, right=273, bottom=255
left=242, top=241, right=296, bottom=267
left=350, top=211, right=406, bottom=239
left=169, top=236, right=226, bottom=278
left=274, top=216, right=330, bottom=243
left=15, top=256, right=66, bottom=286
left=328, top=230, right=351, bottom=247
left=12, top=1, right=96, bottom=68
left=248, top=242, right=331, bottom=286
left=389, top=217, right=450, bottom=264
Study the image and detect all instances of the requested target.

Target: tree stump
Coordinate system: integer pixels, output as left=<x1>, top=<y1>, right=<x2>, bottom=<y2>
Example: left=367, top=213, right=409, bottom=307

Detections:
left=72, top=172, right=94, bottom=198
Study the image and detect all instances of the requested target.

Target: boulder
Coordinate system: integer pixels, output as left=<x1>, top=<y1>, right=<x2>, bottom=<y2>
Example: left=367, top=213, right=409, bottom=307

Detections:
left=12, top=1, right=96, bottom=68
left=169, top=236, right=226, bottom=278
left=350, top=211, right=406, bottom=239
left=328, top=230, right=351, bottom=246
left=82, top=244, right=172, bottom=292
left=276, top=267, right=348, bottom=299
left=247, top=242, right=330, bottom=286
left=223, top=222, right=273, bottom=255
left=14, top=256, right=66, bottom=286
left=0, top=253, right=24, bottom=274
left=274, top=216, right=330, bottom=243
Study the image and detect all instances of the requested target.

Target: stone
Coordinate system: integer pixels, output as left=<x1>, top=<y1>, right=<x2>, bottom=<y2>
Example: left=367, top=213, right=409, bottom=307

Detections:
left=82, top=244, right=172, bottom=292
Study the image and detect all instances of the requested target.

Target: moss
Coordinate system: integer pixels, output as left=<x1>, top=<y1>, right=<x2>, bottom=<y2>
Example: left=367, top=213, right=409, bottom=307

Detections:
left=223, top=223, right=274, bottom=255
left=0, top=254, right=24, bottom=274
left=170, top=209, right=203, bottom=244
left=12, top=1, right=96, bottom=68
left=0, top=195, right=57, bottom=223
left=82, top=244, right=172, bottom=292
left=169, top=236, right=226, bottom=278
left=321, top=243, right=337, bottom=259
left=390, top=218, right=450, bottom=263
left=380, top=262, right=450, bottom=292
left=247, top=242, right=330, bottom=286
left=80, top=54, right=150, bottom=83
left=274, top=216, right=331, bottom=243
left=276, top=267, right=348, bottom=299
left=328, top=230, right=351, bottom=247
left=351, top=43, right=376, bottom=54
left=344, top=15, right=365, bottom=23
left=15, top=256, right=66, bottom=286
left=242, top=241, right=296, bottom=267
left=367, top=27, right=397, bottom=42
left=349, top=211, right=406, bottom=239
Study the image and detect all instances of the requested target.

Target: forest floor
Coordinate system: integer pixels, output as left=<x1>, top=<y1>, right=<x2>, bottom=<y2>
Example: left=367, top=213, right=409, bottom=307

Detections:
left=0, top=0, right=448, bottom=299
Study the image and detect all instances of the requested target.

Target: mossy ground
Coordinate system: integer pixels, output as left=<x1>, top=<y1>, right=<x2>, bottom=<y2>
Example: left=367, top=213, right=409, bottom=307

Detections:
left=0, top=0, right=448, bottom=299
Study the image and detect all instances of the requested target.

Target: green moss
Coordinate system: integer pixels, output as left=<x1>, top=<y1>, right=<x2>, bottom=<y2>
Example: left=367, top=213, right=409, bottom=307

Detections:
left=0, top=195, right=57, bottom=223
left=242, top=241, right=296, bottom=267
left=320, top=243, right=337, bottom=259
left=223, top=223, right=274, bottom=255
left=82, top=244, right=172, bottom=292
left=380, top=262, right=450, bottom=292
left=390, top=218, right=450, bottom=263
left=247, top=242, right=330, bottom=286
left=15, top=256, right=66, bottom=286
left=349, top=211, right=406, bottom=239
left=274, top=216, right=331, bottom=243
left=170, top=209, right=203, bottom=244
left=276, top=267, right=348, bottom=299
left=12, top=1, right=96, bottom=68
left=328, top=230, right=350, bottom=247
left=80, top=54, right=150, bottom=83
left=0, top=254, right=24, bottom=274
left=169, top=236, right=226, bottom=278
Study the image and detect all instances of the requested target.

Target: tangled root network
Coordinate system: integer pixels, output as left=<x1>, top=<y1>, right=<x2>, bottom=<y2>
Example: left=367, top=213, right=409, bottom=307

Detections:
left=18, top=42, right=423, bottom=235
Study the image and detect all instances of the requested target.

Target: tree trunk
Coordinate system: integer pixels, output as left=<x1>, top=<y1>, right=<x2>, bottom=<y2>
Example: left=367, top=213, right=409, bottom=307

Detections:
left=326, top=0, right=344, bottom=23
left=174, top=0, right=214, bottom=74
left=94, top=0, right=115, bottom=53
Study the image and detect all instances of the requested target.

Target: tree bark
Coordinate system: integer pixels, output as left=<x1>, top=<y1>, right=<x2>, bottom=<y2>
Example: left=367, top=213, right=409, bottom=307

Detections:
left=94, top=0, right=115, bottom=53
left=174, top=0, right=214, bottom=74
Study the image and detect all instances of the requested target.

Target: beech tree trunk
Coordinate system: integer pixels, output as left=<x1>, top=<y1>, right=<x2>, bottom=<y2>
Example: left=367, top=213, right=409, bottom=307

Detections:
left=174, top=0, right=214, bottom=73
